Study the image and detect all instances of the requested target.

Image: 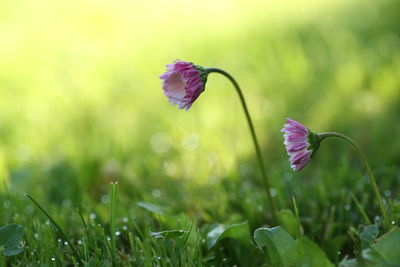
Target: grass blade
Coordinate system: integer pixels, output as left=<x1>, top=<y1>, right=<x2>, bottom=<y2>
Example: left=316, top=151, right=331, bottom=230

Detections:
left=351, top=193, right=372, bottom=225
left=109, top=182, right=118, bottom=266
left=25, top=194, right=83, bottom=266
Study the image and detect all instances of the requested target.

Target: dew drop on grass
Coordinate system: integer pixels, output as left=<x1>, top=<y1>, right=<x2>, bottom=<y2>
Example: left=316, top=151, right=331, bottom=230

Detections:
left=384, top=190, right=392, bottom=197
left=152, top=189, right=161, bottom=198
left=181, top=133, right=199, bottom=151
left=207, top=153, right=219, bottom=169
left=238, top=164, right=251, bottom=177
left=107, top=236, right=111, bottom=241
left=294, top=187, right=302, bottom=195
left=283, top=172, right=293, bottom=181
left=64, top=241, right=68, bottom=246
left=16, top=146, right=31, bottom=162
left=269, top=188, right=277, bottom=197
left=58, top=239, right=62, bottom=243
left=163, top=161, right=176, bottom=176
left=89, top=213, right=96, bottom=220
left=344, top=204, right=351, bottom=211
left=150, top=133, right=171, bottom=154
left=78, top=240, right=82, bottom=245
left=51, top=256, right=56, bottom=261
left=3, top=200, right=10, bottom=209
left=115, top=231, right=121, bottom=236
left=122, top=217, right=129, bottom=223
left=101, top=194, right=109, bottom=204
left=25, top=205, right=34, bottom=215
left=392, top=221, right=397, bottom=225
left=34, top=233, right=39, bottom=239
left=62, top=199, right=71, bottom=208
left=123, top=225, right=128, bottom=230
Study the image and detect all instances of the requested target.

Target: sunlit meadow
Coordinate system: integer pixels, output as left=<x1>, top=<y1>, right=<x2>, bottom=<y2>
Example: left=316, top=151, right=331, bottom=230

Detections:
left=0, top=0, right=399, bottom=265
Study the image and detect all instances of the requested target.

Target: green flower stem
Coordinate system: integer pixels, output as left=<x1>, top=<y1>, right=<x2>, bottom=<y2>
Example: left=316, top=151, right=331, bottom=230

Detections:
left=318, top=132, right=390, bottom=229
left=206, top=68, right=277, bottom=222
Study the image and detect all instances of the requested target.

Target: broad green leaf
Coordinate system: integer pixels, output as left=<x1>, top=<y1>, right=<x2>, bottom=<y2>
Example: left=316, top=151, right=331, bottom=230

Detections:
left=150, top=230, right=188, bottom=239
left=160, top=213, right=198, bottom=245
left=254, top=226, right=298, bottom=267
left=278, top=209, right=301, bottom=238
left=324, top=235, right=347, bottom=261
left=0, top=224, right=24, bottom=246
left=2, top=241, right=24, bottom=256
left=137, top=202, right=171, bottom=216
left=207, top=222, right=250, bottom=249
left=159, top=213, right=191, bottom=229
left=361, top=248, right=386, bottom=265
left=359, top=225, right=379, bottom=250
left=361, top=227, right=400, bottom=266
left=296, top=237, right=334, bottom=267
left=370, top=227, right=400, bottom=264
left=0, top=224, right=25, bottom=256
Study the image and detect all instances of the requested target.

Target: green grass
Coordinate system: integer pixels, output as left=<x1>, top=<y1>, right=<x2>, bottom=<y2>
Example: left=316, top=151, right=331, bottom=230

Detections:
left=0, top=0, right=400, bottom=265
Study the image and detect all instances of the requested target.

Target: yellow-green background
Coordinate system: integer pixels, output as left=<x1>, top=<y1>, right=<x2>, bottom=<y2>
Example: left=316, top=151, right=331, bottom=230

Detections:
left=1, top=0, right=400, bottom=264
left=1, top=0, right=399, bottom=218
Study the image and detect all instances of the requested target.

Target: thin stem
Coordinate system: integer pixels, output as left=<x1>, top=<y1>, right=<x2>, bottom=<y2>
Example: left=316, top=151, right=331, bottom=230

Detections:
left=76, top=207, right=92, bottom=247
left=318, top=132, right=390, bottom=229
left=109, top=182, right=118, bottom=267
left=25, top=194, right=83, bottom=266
left=351, top=193, right=372, bottom=225
left=292, top=196, right=302, bottom=237
left=206, top=68, right=277, bottom=221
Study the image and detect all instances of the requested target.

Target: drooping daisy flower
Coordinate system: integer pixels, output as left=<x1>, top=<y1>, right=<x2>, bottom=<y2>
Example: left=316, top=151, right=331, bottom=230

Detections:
left=281, top=118, right=390, bottom=229
left=160, top=60, right=208, bottom=110
left=160, top=61, right=279, bottom=220
left=281, top=118, right=320, bottom=171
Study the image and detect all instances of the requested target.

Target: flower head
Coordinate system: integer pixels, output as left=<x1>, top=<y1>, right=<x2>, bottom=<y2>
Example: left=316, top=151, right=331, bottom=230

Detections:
left=160, top=60, right=207, bottom=110
left=281, top=118, right=320, bottom=171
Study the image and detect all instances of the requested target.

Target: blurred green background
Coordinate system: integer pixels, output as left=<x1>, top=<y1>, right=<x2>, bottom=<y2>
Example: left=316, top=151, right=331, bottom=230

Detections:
left=0, top=0, right=399, bottom=256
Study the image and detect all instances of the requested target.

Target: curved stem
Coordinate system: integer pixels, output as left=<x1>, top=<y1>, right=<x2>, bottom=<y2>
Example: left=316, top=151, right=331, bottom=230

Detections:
left=318, top=132, right=390, bottom=229
left=206, top=68, right=277, bottom=222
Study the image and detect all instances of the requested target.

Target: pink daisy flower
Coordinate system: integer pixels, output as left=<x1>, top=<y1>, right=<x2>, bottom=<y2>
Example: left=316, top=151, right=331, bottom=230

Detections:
left=160, top=60, right=207, bottom=110
left=281, top=118, right=320, bottom=171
